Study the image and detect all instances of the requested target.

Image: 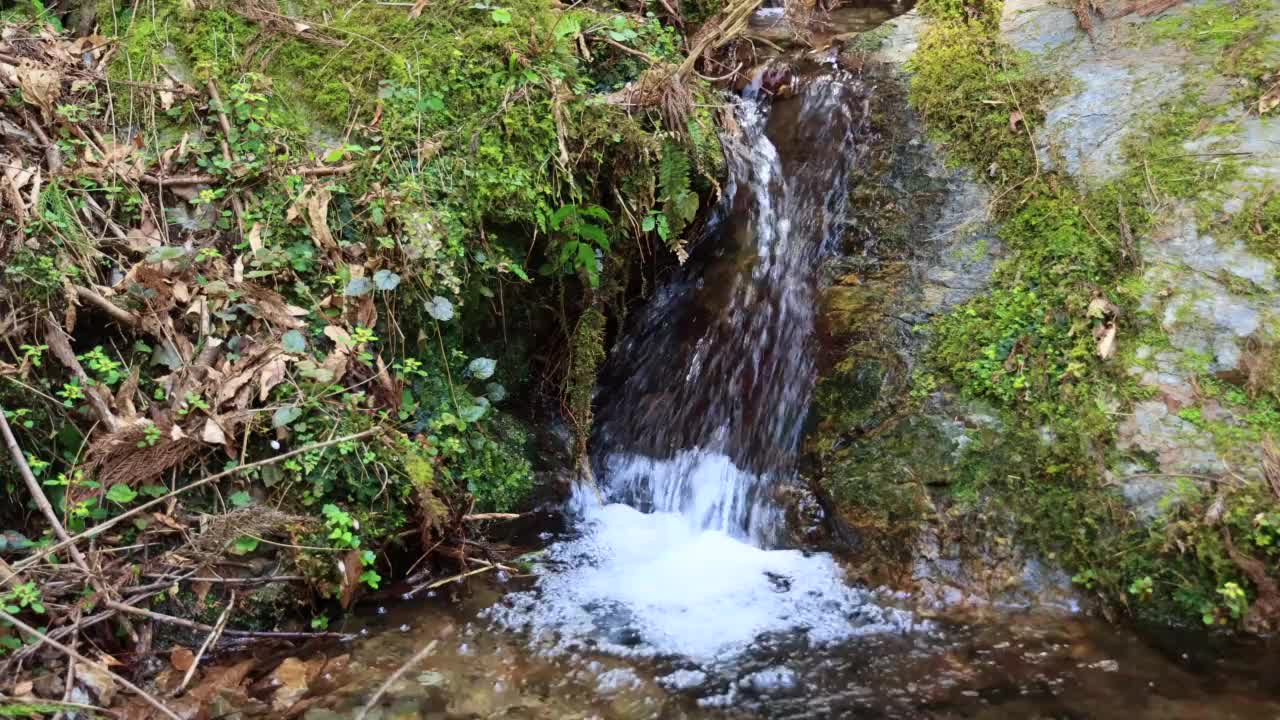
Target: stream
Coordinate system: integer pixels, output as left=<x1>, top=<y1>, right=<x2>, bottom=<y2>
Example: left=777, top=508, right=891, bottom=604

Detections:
left=322, top=7, right=1280, bottom=718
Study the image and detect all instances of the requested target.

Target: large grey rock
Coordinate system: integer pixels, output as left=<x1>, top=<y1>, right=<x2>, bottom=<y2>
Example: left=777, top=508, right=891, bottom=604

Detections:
left=1001, top=0, right=1080, bottom=53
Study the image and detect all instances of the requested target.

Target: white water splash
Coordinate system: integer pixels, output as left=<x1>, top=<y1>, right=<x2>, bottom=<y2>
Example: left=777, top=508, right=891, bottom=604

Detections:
left=489, top=496, right=918, bottom=662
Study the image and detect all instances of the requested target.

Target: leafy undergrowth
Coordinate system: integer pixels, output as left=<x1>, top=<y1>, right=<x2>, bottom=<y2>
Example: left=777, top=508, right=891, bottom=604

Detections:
left=0, top=0, right=735, bottom=701
left=819, top=0, right=1280, bottom=631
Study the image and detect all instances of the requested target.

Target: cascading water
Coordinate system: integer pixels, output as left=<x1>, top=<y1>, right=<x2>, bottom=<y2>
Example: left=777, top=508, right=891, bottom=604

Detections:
left=590, top=68, right=867, bottom=546
left=489, top=60, right=918, bottom=663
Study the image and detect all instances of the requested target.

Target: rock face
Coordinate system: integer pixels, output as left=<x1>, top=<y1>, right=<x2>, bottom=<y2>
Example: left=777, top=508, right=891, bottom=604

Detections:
left=1000, top=0, right=1280, bottom=518
left=823, top=0, right=1280, bottom=612
left=800, top=14, right=1083, bottom=610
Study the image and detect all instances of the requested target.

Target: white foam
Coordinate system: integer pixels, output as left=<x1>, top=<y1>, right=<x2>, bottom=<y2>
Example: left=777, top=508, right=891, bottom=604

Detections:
left=489, top=499, right=918, bottom=662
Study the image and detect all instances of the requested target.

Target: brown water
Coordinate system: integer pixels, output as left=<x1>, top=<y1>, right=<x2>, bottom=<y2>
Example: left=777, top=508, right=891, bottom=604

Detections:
left=315, top=585, right=1280, bottom=720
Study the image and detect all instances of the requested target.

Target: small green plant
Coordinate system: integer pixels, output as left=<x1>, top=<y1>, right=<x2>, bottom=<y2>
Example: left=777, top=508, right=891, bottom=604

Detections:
left=1, top=582, right=45, bottom=615
left=137, top=421, right=162, bottom=448
left=1128, top=576, right=1154, bottom=601
left=542, top=204, right=612, bottom=288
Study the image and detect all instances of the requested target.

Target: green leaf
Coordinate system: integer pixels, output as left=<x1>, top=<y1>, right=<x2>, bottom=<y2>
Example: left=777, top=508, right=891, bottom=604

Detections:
left=344, top=277, right=373, bottom=296
left=105, top=484, right=137, bottom=504
left=323, top=147, right=346, bottom=163
left=228, top=490, right=252, bottom=508
left=467, top=357, right=496, bottom=380
left=272, top=405, right=302, bottom=428
left=553, top=14, right=581, bottom=39
left=641, top=215, right=656, bottom=232
left=282, top=329, right=307, bottom=354
left=231, top=536, right=259, bottom=555
left=373, top=269, right=401, bottom=291
left=426, top=296, right=454, bottom=322
left=491, top=7, right=511, bottom=23
left=140, top=484, right=168, bottom=498
left=145, top=246, right=188, bottom=264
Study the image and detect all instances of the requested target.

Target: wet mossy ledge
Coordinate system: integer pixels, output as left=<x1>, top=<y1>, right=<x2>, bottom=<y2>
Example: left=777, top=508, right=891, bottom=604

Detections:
left=0, top=0, right=727, bottom=647
left=818, top=0, right=1280, bottom=631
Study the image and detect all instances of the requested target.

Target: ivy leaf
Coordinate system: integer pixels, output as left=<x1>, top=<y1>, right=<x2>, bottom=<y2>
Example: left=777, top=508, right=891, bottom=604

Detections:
left=373, top=269, right=401, bottom=291
left=459, top=401, right=487, bottom=423
left=491, top=7, right=511, bottom=23
left=344, top=277, right=373, bottom=296
left=230, top=536, right=259, bottom=555
left=145, top=246, right=187, bottom=264
left=272, top=405, right=302, bottom=428
left=486, top=382, right=507, bottom=402
left=427, top=296, right=455, bottom=322
left=106, top=484, right=138, bottom=504
left=282, top=329, right=307, bottom=353
left=228, top=490, right=252, bottom=508
left=467, top=357, right=496, bottom=380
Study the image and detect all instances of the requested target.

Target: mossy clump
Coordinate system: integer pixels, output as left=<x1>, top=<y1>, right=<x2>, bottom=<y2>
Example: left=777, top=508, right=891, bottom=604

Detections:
left=905, top=20, right=1054, bottom=188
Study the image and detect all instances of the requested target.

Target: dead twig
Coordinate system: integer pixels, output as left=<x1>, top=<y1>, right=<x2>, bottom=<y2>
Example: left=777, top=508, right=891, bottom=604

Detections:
left=105, top=601, right=356, bottom=640
left=176, top=594, right=233, bottom=693
left=0, top=609, right=181, bottom=720
left=461, top=512, right=523, bottom=522
left=73, top=286, right=139, bottom=327
left=205, top=80, right=246, bottom=235
left=353, top=640, right=438, bottom=720
left=13, top=429, right=381, bottom=573
left=0, top=406, right=137, bottom=641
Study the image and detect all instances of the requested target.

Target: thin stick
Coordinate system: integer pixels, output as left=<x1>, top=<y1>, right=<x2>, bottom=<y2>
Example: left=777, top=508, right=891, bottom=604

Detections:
left=205, top=80, right=245, bottom=235
left=0, top=408, right=136, bottom=640
left=73, top=286, right=139, bottom=327
left=105, top=601, right=356, bottom=640
left=461, top=513, right=522, bottom=521
left=14, top=429, right=380, bottom=572
left=0, top=609, right=182, bottom=720
left=408, top=564, right=497, bottom=596
left=353, top=640, right=438, bottom=720
left=177, top=595, right=233, bottom=693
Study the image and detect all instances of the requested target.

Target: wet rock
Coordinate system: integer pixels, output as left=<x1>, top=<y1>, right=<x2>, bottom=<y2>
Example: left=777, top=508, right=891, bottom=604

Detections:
left=1001, top=0, right=1079, bottom=53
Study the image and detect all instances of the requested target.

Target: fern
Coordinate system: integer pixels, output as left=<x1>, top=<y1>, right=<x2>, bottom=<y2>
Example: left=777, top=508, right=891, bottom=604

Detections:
left=658, top=140, right=698, bottom=242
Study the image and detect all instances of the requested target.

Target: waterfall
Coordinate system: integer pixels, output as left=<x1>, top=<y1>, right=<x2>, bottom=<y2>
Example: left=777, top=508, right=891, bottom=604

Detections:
left=589, top=71, right=868, bottom=546
left=489, top=63, right=916, bottom=662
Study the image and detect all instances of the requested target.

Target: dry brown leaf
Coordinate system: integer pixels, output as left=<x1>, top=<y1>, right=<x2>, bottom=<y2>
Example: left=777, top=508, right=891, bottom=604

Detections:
left=184, top=658, right=255, bottom=707
left=192, top=579, right=213, bottom=605
left=202, top=417, right=228, bottom=446
left=323, top=324, right=353, bottom=350
left=409, top=0, right=430, bottom=19
left=1260, top=80, right=1280, bottom=116
left=258, top=356, right=288, bottom=402
left=1009, top=109, right=1024, bottom=132
left=1095, top=322, right=1117, bottom=359
left=303, top=184, right=337, bottom=251
left=170, top=646, right=195, bottom=672
left=339, top=548, right=363, bottom=609
left=247, top=221, right=264, bottom=253
left=152, top=512, right=187, bottom=531
left=15, top=64, right=61, bottom=120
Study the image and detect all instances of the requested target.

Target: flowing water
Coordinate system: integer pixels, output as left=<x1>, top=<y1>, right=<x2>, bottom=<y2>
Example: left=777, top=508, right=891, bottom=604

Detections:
left=326, top=11, right=1280, bottom=718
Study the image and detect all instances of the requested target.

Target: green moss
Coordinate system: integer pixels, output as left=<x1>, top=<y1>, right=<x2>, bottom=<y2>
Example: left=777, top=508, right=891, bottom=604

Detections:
left=889, top=0, right=1280, bottom=629
left=1147, top=0, right=1280, bottom=94
left=565, top=305, right=607, bottom=449
left=906, top=20, right=1053, bottom=188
